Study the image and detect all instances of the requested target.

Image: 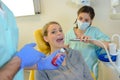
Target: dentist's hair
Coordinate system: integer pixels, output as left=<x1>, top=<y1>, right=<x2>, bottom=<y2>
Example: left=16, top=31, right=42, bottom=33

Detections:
left=77, top=6, right=95, bottom=20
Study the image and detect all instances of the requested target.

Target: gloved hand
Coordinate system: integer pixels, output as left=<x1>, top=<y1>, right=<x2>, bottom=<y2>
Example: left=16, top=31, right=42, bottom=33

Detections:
left=37, top=50, right=66, bottom=70
left=16, top=43, right=46, bottom=69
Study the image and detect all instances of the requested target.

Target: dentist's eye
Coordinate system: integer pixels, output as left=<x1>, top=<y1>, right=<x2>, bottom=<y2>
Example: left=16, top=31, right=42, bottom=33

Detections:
left=79, top=17, right=83, bottom=21
left=85, top=19, right=89, bottom=22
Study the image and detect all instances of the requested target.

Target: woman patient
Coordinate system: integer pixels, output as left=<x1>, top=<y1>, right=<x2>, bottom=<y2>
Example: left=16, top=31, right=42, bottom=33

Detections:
left=35, top=21, right=93, bottom=80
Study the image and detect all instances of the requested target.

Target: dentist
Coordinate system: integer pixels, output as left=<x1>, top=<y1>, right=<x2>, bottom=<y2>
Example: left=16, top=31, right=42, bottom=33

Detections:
left=65, top=6, right=110, bottom=80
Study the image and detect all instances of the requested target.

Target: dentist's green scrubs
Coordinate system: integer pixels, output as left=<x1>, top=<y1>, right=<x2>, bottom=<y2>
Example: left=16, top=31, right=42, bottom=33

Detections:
left=65, top=26, right=110, bottom=79
left=0, top=1, right=24, bottom=80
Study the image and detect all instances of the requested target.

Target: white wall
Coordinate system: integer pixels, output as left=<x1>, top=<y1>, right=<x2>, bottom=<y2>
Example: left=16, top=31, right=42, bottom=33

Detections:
left=17, top=0, right=79, bottom=49
left=16, top=0, right=120, bottom=80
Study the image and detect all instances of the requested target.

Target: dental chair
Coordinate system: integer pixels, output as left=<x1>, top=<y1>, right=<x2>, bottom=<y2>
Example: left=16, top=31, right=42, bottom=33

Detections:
left=29, top=29, right=50, bottom=80
left=29, top=29, right=96, bottom=80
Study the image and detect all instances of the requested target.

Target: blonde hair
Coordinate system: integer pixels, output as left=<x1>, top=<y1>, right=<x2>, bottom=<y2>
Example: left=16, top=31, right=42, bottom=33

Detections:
left=42, top=21, right=61, bottom=36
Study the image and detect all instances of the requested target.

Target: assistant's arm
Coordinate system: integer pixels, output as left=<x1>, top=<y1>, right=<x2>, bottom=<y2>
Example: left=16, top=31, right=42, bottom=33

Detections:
left=0, top=43, right=65, bottom=80
left=0, top=43, right=45, bottom=80
left=90, top=40, right=110, bottom=49
left=0, top=56, right=21, bottom=80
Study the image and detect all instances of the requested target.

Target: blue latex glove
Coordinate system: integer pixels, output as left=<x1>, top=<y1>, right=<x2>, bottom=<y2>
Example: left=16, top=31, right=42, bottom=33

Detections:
left=16, top=43, right=46, bottom=69
left=37, top=50, right=66, bottom=70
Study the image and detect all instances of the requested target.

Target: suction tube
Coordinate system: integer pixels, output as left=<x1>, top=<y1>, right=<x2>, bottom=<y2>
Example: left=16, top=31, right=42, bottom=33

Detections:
left=70, top=38, right=120, bottom=74
left=96, top=40, right=120, bottom=74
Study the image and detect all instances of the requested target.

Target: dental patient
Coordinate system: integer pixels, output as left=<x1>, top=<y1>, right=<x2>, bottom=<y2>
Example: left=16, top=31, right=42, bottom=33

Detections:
left=35, top=21, right=93, bottom=80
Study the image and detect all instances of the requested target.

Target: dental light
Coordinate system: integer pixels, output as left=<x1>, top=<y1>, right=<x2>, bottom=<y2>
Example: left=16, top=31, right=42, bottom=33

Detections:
left=111, top=0, right=120, bottom=14
left=71, top=0, right=90, bottom=6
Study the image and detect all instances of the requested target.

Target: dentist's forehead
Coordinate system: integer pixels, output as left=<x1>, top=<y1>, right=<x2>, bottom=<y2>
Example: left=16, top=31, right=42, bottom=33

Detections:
left=78, top=13, right=91, bottom=20
left=84, top=15, right=89, bottom=18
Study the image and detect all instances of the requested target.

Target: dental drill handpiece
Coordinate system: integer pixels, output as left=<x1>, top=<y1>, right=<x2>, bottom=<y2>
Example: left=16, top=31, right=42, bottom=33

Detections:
left=70, top=38, right=96, bottom=41
left=51, top=48, right=65, bottom=66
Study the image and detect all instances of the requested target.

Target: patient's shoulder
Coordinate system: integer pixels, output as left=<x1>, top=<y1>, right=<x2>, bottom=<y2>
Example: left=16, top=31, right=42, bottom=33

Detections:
left=66, top=48, right=83, bottom=59
left=67, top=48, right=81, bottom=55
left=66, top=48, right=85, bottom=65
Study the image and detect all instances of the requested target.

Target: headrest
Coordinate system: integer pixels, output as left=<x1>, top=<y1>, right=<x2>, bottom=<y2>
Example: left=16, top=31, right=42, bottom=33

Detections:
left=34, top=29, right=50, bottom=54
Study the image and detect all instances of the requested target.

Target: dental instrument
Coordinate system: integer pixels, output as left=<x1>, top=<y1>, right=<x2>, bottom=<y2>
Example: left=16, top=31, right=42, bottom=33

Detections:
left=70, top=38, right=95, bottom=41
left=52, top=48, right=65, bottom=66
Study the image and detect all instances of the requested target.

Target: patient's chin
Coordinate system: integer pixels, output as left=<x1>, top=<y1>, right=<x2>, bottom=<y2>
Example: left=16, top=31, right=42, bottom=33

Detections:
left=56, top=44, right=64, bottom=48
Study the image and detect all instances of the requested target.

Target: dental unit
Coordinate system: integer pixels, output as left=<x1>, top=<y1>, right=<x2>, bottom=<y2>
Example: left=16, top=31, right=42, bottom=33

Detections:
left=70, top=34, right=120, bottom=77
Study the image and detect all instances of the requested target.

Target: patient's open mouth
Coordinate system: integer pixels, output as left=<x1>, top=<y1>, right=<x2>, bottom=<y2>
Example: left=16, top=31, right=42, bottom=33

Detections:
left=56, top=38, right=64, bottom=43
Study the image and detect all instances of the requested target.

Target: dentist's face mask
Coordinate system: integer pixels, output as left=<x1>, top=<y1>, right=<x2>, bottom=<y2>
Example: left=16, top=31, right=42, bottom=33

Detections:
left=77, top=20, right=90, bottom=30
